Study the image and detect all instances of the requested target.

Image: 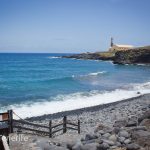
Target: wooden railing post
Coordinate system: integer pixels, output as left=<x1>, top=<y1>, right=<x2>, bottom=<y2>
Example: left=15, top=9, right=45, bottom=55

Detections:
left=49, top=120, right=52, bottom=138
left=63, top=116, right=67, bottom=133
left=78, top=120, right=80, bottom=134
left=8, top=110, right=13, bottom=133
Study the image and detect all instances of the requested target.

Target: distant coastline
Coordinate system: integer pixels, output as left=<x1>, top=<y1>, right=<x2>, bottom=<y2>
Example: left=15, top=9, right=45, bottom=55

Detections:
left=62, top=45, right=150, bottom=65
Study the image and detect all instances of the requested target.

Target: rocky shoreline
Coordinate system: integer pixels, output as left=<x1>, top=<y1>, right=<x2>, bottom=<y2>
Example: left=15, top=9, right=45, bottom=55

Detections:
left=62, top=46, right=150, bottom=65
left=10, top=94, right=150, bottom=150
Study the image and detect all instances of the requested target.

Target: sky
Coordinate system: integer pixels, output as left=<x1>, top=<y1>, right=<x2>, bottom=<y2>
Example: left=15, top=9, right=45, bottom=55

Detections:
left=0, top=0, right=150, bottom=53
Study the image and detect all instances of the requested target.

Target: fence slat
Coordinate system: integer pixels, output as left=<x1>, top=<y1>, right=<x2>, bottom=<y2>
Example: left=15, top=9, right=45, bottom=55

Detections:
left=78, top=120, right=80, bottom=134
left=52, top=128, right=64, bottom=135
left=13, top=119, right=49, bottom=129
left=67, top=122, right=78, bottom=127
left=51, top=123, right=63, bottom=129
left=8, top=110, right=13, bottom=133
left=49, top=120, right=52, bottom=138
left=63, top=116, right=67, bottom=133
left=67, top=126, right=78, bottom=131
left=13, top=125, right=49, bottom=135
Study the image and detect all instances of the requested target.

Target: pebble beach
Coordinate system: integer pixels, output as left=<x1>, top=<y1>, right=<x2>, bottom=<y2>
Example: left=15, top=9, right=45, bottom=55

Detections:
left=10, top=93, right=150, bottom=150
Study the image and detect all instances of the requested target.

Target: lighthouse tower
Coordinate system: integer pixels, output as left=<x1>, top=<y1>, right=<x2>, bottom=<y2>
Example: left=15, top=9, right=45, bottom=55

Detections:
left=110, top=37, right=113, bottom=47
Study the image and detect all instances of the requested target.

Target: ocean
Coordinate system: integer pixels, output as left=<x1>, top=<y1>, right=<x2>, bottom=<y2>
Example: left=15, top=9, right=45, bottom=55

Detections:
left=0, top=53, right=150, bottom=118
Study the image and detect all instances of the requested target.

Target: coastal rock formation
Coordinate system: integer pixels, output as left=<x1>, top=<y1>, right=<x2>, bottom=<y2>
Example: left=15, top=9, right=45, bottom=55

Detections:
left=114, top=48, right=150, bottom=64
left=62, top=52, right=115, bottom=61
left=62, top=46, right=150, bottom=65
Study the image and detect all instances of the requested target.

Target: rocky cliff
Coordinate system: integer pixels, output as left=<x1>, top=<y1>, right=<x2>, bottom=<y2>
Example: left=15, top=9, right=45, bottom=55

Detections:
left=114, top=46, right=150, bottom=64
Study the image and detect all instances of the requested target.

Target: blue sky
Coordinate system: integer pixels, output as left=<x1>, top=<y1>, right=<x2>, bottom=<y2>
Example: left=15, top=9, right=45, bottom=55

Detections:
left=0, top=0, right=150, bottom=53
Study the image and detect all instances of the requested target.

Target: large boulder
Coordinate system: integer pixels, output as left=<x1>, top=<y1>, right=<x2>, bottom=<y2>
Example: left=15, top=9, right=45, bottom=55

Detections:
left=108, top=134, right=117, bottom=143
left=113, top=120, right=128, bottom=128
left=138, top=110, right=150, bottom=123
left=102, top=133, right=111, bottom=139
left=99, top=143, right=110, bottom=150
left=126, top=143, right=140, bottom=150
left=131, top=130, right=150, bottom=147
left=126, top=116, right=138, bottom=127
left=140, top=119, right=150, bottom=131
left=94, top=124, right=111, bottom=133
left=84, top=133, right=98, bottom=141
left=72, top=141, right=83, bottom=150
left=102, top=139, right=115, bottom=146
left=119, top=130, right=129, bottom=138
left=80, top=143, right=100, bottom=150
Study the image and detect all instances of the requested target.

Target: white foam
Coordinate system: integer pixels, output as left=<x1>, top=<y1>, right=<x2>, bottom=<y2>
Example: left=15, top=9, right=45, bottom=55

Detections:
left=72, top=71, right=107, bottom=78
left=136, top=63, right=150, bottom=66
left=88, top=71, right=107, bottom=76
left=1, top=81, right=150, bottom=119
left=47, top=56, right=60, bottom=59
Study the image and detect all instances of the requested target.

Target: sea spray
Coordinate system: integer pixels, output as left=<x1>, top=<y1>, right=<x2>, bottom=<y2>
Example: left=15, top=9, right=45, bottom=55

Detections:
left=2, top=81, right=150, bottom=119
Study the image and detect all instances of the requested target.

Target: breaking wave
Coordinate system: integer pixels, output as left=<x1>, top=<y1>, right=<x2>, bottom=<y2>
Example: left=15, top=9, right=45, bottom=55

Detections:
left=47, top=56, right=61, bottom=59
left=1, top=81, right=150, bottom=119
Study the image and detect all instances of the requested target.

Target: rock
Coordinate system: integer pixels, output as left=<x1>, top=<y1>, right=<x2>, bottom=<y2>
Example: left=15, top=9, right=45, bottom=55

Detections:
left=82, top=139, right=96, bottom=145
left=129, top=126, right=147, bottom=131
left=44, top=145, right=67, bottom=150
left=72, top=141, right=83, bottom=150
left=95, top=138, right=103, bottom=144
left=118, top=137, right=125, bottom=143
left=66, top=141, right=76, bottom=149
left=102, top=133, right=111, bottom=138
left=126, top=120, right=137, bottom=127
left=119, top=130, right=129, bottom=138
left=113, top=120, right=128, bottom=128
left=110, top=145, right=118, bottom=149
left=124, top=139, right=131, bottom=144
left=126, top=143, right=140, bottom=150
left=140, top=119, right=150, bottom=131
left=102, top=139, right=115, bottom=146
left=138, top=110, right=150, bottom=123
left=62, top=52, right=114, bottom=61
left=131, top=130, right=150, bottom=147
left=99, top=143, right=110, bottom=150
left=98, top=130, right=105, bottom=135
left=114, top=48, right=150, bottom=64
left=94, top=124, right=110, bottom=133
left=126, top=116, right=138, bottom=127
left=116, top=142, right=121, bottom=147
left=85, top=133, right=98, bottom=141
left=113, top=127, right=120, bottom=134
left=80, top=143, right=100, bottom=150
left=108, top=134, right=117, bottom=143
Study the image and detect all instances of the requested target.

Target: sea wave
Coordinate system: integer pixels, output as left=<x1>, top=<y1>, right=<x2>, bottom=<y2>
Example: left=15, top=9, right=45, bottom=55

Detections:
left=136, top=63, right=150, bottom=66
left=1, top=81, right=150, bottom=119
left=88, top=71, right=107, bottom=76
left=72, top=71, right=107, bottom=78
left=47, top=56, right=61, bottom=59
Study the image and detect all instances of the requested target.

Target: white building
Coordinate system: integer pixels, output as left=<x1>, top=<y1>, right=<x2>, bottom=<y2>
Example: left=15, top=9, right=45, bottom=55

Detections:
left=109, top=38, right=134, bottom=51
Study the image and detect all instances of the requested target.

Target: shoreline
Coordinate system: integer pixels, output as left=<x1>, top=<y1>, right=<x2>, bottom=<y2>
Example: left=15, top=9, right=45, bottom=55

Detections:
left=10, top=93, right=150, bottom=150
left=28, top=93, right=150, bottom=122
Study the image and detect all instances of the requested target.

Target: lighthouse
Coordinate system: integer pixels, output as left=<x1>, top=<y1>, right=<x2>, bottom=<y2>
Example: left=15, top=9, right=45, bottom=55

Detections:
left=110, top=37, right=113, bottom=47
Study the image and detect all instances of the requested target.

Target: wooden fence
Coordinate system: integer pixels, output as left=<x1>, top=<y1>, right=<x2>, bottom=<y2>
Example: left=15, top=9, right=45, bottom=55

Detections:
left=13, top=116, right=80, bottom=137
left=0, top=110, right=80, bottom=138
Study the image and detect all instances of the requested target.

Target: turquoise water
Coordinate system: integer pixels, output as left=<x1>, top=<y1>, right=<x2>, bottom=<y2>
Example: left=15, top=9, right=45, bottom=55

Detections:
left=0, top=53, right=150, bottom=118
